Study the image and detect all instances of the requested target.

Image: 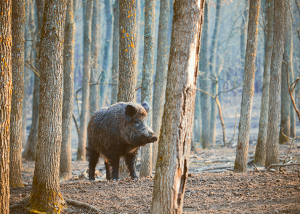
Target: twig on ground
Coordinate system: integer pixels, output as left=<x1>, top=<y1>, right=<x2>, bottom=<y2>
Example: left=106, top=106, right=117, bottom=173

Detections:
left=66, top=199, right=101, bottom=214
left=253, top=164, right=261, bottom=173
left=266, top=163, right=300, bottom=172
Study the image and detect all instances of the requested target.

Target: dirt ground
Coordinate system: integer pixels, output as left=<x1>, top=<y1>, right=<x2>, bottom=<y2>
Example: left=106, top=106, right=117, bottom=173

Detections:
left=9, top=142, right=300, bottom=214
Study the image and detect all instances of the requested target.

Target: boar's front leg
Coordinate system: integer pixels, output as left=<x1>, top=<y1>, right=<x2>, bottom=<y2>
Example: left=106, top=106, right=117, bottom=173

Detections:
left=104, top=159, right=111, bottom=180
left=110, top=156, right=120, bottom=180
left=88, top=149, right=100, bottom=180
left=125, top=151, right=138, bottom=180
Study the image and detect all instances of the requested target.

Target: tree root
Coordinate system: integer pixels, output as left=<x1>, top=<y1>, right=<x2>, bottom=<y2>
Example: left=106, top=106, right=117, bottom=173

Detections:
left=66, top=199, right=101, bottom=213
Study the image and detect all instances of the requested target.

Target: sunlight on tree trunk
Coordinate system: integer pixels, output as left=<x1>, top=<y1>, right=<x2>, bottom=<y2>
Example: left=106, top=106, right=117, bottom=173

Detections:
left=10, top=0, right=26, bottom=187
left=151, top=0, right=204, bottom=213
left=265, top=0, right=285, bottom=169
left=234, top=0, right=260, bottom=173
left=29, top=0, right=67, bottom=212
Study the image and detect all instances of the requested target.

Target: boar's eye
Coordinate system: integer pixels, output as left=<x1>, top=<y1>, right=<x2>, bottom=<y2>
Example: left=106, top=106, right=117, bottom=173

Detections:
left=134, top=121, right=140, bottom=127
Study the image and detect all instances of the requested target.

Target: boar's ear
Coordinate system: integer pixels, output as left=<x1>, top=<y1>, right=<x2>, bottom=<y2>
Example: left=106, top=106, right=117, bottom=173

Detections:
left=125, top=104, right=137, bottom=122
left=142, top=101, right=150, bottom=113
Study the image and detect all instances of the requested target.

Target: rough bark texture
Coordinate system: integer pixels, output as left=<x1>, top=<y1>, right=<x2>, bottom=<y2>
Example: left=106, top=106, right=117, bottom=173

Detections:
left=140, top=0, right=155, bottom=177
left=240, top=0, right=249, bottom=68
left=10, top=0, right=26, bottom=187
left=234, top=0, right=260, bottom=173
left=0, top=1, right=12, bottom=213
left=265, top=0, right=285, bottom=168
left=199, top=1, right=210, bottom=149
left=111, top=0, right=119, bottom=105
left=152, top=0, right=170, bottom=167
left=151, top=0, right=204, bottom=213
left=23, top=0, right=44, bottom=161
left=209, top=0, right=222, bottom=146
left=29, top=1, right=67, bottom=212
left=118, top=0, right=137, bottom=178
left=90, top=0, right=100, bottom=116
left=60, top=0, right=75, bottom=181
left=77, top=0, right=93, bottom=161
left=254, top=0, right=273, bottom=166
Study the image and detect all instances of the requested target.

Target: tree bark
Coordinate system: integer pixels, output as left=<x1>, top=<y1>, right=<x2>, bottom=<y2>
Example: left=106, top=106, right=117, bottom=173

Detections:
left=0, top=1, right=12, bottom=213
left=209, top=0, right=222, bottom=146
left=23, top=0, right=44, bottom=161
left=152, top=0, right=170, bottom=168
left=234, top=0, right=260, bottom=173
left=90, top=0, right=100, bottom=116
left=254, top=0, right=273, bottom=166
left=151, top=0, right=204, bottom=213
left=10, top=0, right=26, bottom=187
left=199, top=1, right=210, bottom=149
left=60, top=0, right=75, bottom=181
left=118, top=0, right=137, bottom=179
left=29, top=1, right=67, bottom=212
left=265, top=0, right=285, bottom=168
left=140, top=0, right=155, bottom=178
left=240, top=0, right=249, bottom=69
left=77, top=0, right=93, bottom=161
left=111, top=0, right=119, bottom=105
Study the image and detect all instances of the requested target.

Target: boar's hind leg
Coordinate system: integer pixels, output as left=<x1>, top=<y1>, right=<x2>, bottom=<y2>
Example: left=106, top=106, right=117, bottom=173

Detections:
left=88, top=149, right=100, bottom=180
left=125, top=151, right=138, bottom=180
left=104, top=159, right=112, bottom=180
left=110, top=157, right=120, bottom=180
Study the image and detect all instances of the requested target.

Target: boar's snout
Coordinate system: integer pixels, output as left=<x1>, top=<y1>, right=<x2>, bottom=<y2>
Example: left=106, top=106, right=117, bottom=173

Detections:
left=150, top=135, right=158, bottom=142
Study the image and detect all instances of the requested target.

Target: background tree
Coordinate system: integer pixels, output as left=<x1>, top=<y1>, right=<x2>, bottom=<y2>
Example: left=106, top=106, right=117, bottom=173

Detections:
left=199, top=0, right=210, bottom=149
left=60, top=0, right=75, bottom=181
left=152, top=0, right=170, bottom=167
left=265, top=0, right=285, bottom=168
left=77, top=0, right=93, bottom=161
left=254, top=0, right=273, bottom=166
left=29, top=0, right=67, bottom=212
left=118, top=0, right=137, bottom=178
left=10, top=0, right=26, bottom=187
left=209, top=0, right=222, bottom=145
left=0, top=1, right=12, bottom=213
left=22, top=0, right=44, bottom=161
left=240, top=0, right=249, bottom=69
left=151, top=0, right=204, bottom=212
left=140, top=0, right=155, bottom=177
left=234, top=0, right=260, bottom=173
left=111, top=0, right=119, bottom=105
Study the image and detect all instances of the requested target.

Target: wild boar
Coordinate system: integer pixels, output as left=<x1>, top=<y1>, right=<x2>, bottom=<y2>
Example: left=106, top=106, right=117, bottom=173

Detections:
left=87, top=101, right=157, bottom=180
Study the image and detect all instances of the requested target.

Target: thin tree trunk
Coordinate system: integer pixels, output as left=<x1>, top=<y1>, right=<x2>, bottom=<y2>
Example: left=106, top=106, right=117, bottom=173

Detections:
left=209, top=0, right=222, bottom=146
left=234, top=0, right=260, bottom=173
left=29, top=0, right=67, bottom=212
left=118, top=0, right=137, bottom=179
left=140, top=0, right=155, bottom=178
left=10, top=0, right=26, bottom=187
left=152, top=0, right=170, bottom=168
left=60, top=0, right=75, bottom=181
left=193, top=80, right=201, bottom=142
left=240, top=0, right=249, bottom=69
left=0, top=1, right=12, bottom=213
left=265, top=0, right=285, bottom=168
left=111, top=0, right=119, bottom=105
left=254, top=0, right=273, bottom=166
left=199, top=1, right=210, bottom=149
left=77, top=0, right=93, bottom=161
left=90, top=0, right=100, bottom=116
left=23, top=0, right=44, bottom=161
left=151, top=0, right=204, bottom=212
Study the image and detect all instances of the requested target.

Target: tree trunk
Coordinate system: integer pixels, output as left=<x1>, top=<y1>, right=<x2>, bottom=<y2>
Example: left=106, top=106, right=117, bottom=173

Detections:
left=151, top=0, right=204, bottom=213
left=152, top=0, right=170, bottom=168
left=199, top=1, right=210, bottom=149
left=0, top=1, right=12, bottom=213
left=111, top=0, right=119, bottom=105
left=29, top=0, right=67, bottom=212
left=23, top=0, right=44, bottom=161
left=240, top=0, right=249, bottom=69
left=234, top=0, right=260, bottom=173
left=77, top=0, right=93, bottom=161
left=193, top=80, right=201, bottom=142
left=209, top=0, right=222, bottom=146
left=90, top=0, right=100, bottom=116
left=140, top=0, right=155, bottom=178
left=265, top=0, right=285, bottom=168
left=254, top=0, right=273, bottom=166
left=118, top=0, right=137, bottom=179
left=10, top=0, right=26, bottom=187
left=60, top=0, right=75, bottom=181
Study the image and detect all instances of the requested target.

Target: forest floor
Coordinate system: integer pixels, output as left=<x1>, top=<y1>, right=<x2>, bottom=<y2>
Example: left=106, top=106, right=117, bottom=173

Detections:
left=10, top=142, right=300, bottom=214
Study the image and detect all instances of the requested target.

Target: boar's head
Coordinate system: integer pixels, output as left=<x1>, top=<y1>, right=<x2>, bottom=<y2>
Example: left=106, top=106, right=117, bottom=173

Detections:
left=122, top=101, right=157, bottom=147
